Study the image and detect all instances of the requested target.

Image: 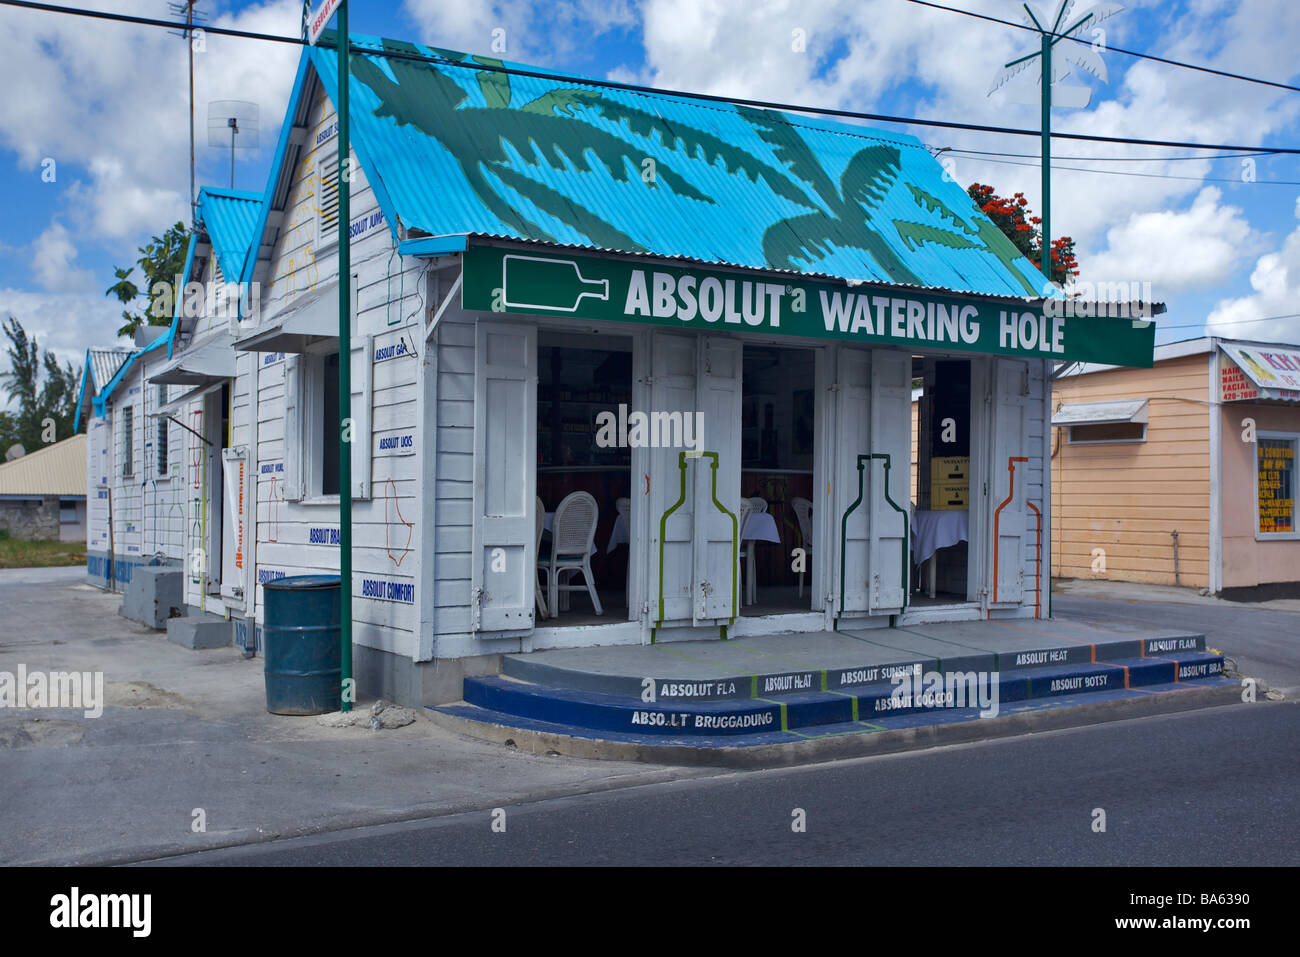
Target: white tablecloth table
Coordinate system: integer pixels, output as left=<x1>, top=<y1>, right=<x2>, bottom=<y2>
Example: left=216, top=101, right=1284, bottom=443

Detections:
left=606, top=509, right=780, bottom=552
left=909, top=509, right=969, bottom=598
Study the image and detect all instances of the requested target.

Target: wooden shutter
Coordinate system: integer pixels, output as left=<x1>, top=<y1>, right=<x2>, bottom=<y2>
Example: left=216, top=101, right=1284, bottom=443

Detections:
left=991, top=357, right=1030, bottom=605
left=831, top=347, right=872, bottom=619
left=350, top=334, right=372, bottom=499
left=647, top=332, right=697, bottom=626
left=867, top=348, right=911, bottom=613
left=283, top=354, right=304, bottom=500
left=692, top=337, right=742, bottom=624
left=470, top=321, right=536, bottom=632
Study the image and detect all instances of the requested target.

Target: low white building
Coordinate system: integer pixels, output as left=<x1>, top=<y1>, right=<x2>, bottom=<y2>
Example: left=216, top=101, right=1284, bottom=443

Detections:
left=151, top=34, right=1154, bottom=706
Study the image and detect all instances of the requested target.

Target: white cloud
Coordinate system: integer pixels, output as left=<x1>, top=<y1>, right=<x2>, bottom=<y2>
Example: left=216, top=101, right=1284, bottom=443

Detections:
left=0, top=286, right=125, bottom=368
left=632, top=0, right=1300, bottom=252
left=1204, top=194, right=1300, bottom=345
left=0, top=0, right=302, bottom=362
left=1081, top=187, right=1261, bottom=295
left=30, top=221, right=95, bottom=292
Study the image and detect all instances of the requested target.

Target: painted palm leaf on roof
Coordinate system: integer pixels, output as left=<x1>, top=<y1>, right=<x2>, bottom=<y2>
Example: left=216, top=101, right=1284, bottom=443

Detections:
left=313, top=36, right=1048, bottom=298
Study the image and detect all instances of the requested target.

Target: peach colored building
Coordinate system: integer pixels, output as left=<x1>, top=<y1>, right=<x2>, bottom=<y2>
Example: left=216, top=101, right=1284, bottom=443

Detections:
left=1051, top=337, right=1300, bottom=599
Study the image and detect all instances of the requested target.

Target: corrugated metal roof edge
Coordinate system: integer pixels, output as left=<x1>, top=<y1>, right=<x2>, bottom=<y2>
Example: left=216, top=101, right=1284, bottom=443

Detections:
left=0, top=434, right=86, bottom=493
left=196, top=186, right=264, bottom=304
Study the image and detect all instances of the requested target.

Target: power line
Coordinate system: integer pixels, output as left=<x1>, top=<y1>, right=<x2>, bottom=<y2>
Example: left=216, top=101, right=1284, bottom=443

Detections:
left=941, top=152, right=1300, bottom=187
left=1158, top=312, right=1300, bottom=330
left=5, top=0, right=1300, bottom=155
left=939, top=147, right=1281, bottom=163
left=906, top=0, right=1300, bottom=95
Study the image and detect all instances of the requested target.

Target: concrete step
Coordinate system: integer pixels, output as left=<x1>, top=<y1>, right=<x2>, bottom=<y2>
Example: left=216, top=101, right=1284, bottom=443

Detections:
left=432, top=671, right=1240, bottom=763
left=456, top=650, right=1227, bottom=740
left=499, top=634, right=1210, bottom=703
left=165, top=614, right=232, bottom=650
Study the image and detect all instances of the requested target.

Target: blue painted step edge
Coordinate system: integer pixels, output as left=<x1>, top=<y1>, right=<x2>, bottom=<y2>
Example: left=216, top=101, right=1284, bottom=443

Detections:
left=463, top=653, right=1225, bottom=737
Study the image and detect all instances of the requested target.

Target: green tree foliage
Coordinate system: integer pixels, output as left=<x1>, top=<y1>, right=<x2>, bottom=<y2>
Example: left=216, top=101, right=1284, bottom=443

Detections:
left=0, top=316, right=82, bottom=453
left=105, top=221, right=190, bottom=339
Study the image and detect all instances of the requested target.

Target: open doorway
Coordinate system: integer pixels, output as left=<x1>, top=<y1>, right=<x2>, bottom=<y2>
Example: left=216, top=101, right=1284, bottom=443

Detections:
left=739, top=344, right=816, bottom=615
left=911, top=357, right=974, bottom=605
left=535, top=332, right=634, bottom=625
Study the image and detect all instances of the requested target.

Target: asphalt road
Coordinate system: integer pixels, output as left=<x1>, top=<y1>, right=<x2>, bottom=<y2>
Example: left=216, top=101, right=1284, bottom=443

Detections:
left=1053, top=592, right=1300, bottom=692
left=151, top=700, right=1297, bottom=866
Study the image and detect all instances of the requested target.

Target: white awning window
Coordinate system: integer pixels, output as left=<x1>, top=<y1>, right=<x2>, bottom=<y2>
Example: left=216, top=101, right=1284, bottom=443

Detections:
left=234, top=282, right=340, bottom=354
left=148, top=331, right=237, bottom=386
left=1051, top=399, right=1149, bottom=427
left=148, top=380, right=225, bottom=419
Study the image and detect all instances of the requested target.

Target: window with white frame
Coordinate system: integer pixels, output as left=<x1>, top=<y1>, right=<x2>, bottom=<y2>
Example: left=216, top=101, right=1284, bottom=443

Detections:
left=155, top=384, right=169, bottom=477
left=121, top=405, right=134, bottom=477
left=1068, top=421, right=1146, bottom=444
left=1256, top=432, right=1298, bottom=539
left=299, top=348, right=342, bottom=499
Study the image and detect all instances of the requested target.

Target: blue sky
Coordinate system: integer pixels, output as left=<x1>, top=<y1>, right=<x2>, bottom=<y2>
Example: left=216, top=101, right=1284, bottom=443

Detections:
left=2, top=0, right=1298, bottom=385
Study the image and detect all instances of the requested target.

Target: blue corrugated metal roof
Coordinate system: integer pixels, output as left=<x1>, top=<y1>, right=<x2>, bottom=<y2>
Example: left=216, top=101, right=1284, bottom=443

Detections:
left=307, top=35, right=1051, bottom=299
left=88, top=348, right=129, bottom=390
left=197, top=187, right=263, bottom=284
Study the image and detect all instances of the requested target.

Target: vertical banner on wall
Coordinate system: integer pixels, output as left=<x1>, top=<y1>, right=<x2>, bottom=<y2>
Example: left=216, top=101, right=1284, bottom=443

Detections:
left=221, top=447, right=247, bottom=601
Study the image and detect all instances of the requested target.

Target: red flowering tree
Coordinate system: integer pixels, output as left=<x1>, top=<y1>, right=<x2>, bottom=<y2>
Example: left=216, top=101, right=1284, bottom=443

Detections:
left=967, top=183, right=1080, bottom=288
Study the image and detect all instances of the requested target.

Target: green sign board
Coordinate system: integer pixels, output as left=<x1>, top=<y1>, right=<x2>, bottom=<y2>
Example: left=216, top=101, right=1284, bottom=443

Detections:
left=461, top=244, right=1155, bottom=367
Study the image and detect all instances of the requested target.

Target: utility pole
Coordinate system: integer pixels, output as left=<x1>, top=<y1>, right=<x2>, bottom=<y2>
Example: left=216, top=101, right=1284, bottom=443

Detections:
left=336, top=0, right=352, bottom=714
left=169, top=1, right=203, bottom=227
left=989, top=2, right=1124, bottom=284
left=306, top=0, right=351, bottom=712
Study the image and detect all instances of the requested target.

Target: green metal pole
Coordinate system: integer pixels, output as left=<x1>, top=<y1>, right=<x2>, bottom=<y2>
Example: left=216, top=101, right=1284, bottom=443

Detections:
left=1040, top=31, right=1052, bottom=283
left=337, top=0, right=353, bottom=712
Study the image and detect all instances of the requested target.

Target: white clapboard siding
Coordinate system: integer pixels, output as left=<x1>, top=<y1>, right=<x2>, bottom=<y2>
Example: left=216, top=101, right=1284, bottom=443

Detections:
left=239, top=88, right=423, bottom=659
left=432, top=312, right=477, bottom=639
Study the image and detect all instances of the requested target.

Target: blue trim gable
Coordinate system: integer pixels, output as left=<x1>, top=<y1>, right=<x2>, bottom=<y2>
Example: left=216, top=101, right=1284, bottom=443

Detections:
left=241, top=52, right=313, bottom=288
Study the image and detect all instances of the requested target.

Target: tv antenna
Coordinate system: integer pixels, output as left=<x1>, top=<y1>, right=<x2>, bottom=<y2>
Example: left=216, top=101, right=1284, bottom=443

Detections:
left=168, top=1, right=207, bottom=227
left=207, top=101, right=260, bottom=190
left=987, top=2, right=1125, bottom=282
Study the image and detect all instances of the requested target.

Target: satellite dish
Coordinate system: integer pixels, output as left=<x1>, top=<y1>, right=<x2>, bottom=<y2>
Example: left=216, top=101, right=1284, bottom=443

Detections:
left=207, top=100, right=260, bottom=189
left=5, top=443, right=26, bottom=462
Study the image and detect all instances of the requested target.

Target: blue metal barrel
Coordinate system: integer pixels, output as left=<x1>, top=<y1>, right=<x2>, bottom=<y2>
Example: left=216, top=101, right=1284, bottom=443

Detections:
left=262, top=575, right=342, bottom=715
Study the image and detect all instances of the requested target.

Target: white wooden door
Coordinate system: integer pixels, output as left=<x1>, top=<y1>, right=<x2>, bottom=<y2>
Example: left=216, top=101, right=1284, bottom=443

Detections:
left=991, top=357, right=1030, bottom=606
left=647, top=332, right=697, bottom=627
left=471, top=321, right=537, bottom=632
left=692, top=337, right=742, bottom=624
left=830, top=347, right=872, bottom=619
left=867, top=349, right=912, bottom=613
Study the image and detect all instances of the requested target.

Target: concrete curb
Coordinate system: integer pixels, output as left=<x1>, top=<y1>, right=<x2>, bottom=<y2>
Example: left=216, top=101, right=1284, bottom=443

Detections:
left=427, top=683, right=1248, bottom=769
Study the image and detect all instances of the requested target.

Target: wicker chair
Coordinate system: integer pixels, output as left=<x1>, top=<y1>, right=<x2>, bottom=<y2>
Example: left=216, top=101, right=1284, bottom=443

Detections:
left=540, top=491, right=603, bottom=615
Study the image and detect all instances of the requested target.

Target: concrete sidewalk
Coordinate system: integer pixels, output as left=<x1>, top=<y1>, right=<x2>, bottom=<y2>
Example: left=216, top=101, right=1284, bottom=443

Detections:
left=1053, top=576, right=1300, bottom=613
left=0, top=569, right=698, bottom=865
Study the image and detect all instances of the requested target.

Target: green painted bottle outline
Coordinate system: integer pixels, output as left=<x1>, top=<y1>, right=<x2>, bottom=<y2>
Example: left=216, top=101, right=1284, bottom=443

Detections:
left=501, top=254, right=610, bottom=313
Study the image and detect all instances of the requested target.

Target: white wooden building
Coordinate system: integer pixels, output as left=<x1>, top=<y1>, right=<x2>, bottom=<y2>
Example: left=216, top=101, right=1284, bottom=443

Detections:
left=92, top=35, right=1156, bottom=704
